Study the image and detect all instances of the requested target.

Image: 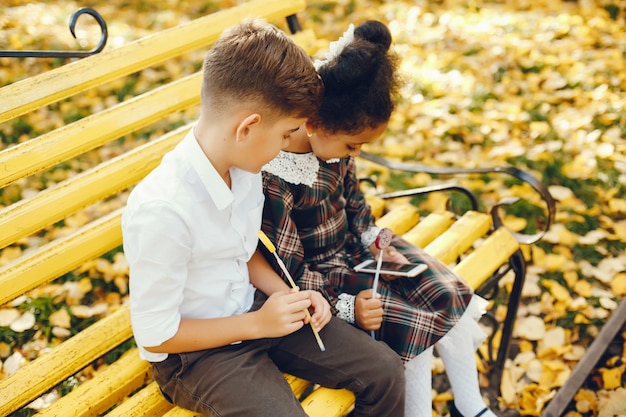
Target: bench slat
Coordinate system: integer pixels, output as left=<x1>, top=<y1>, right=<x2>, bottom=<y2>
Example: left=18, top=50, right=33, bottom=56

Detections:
left=0, top=210, right=121, bottom=306
left=0, top=307, right=132, bottom=415
left=424, top=211, right=492, bottom=265
left=161, top=408, right=202, bottom=417
left=0, top=76, right=198, bottom=189
left=100, top=367, right=339, bottom=417
left=0, top=125, right=188, bottom=250
left=103, top=382, right=174, bottom=417
left=0, top=0, right=306, bottom=123
left=36, top=348, right=151, bottom=417
left=375, top=204, right=420, bottom=235
left=402, top=211, right=456, bottom=248
left=301, top=387, right=356, bottom=417
left=284, top=373, right=315, bottom=399
left=454, top=227, right=520, bottom=288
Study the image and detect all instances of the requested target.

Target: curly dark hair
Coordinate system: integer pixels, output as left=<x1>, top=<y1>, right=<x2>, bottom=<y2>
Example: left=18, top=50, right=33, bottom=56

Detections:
left=310, top=20, right=400, bottom=134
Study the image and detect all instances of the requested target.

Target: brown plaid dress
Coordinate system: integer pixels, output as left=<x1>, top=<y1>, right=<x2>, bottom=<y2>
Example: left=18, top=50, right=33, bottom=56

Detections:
left=261, top=155, right=474, bottom=362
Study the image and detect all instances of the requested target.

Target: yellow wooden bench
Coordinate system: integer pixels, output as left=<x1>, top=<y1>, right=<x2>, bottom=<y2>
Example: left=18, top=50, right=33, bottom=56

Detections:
left=0, top=1, right=556, bottom=415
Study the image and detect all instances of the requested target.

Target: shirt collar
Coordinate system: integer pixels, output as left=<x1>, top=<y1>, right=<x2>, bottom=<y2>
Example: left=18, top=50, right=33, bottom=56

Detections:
left=183, top=129, right=234, bottom=210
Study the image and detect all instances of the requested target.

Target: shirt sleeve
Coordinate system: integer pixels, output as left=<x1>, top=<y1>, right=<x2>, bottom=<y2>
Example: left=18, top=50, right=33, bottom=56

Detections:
left=122, top=200, right=190, bottom=349
left=261, top=173, right=341, bottom=309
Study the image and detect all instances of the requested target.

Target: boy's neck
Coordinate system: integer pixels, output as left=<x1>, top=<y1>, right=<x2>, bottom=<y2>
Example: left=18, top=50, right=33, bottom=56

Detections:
left=193, top=123, right=232, bottom=187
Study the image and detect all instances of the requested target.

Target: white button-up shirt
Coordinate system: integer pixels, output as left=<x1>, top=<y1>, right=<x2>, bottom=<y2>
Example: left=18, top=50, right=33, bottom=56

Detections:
left=122, top=129, right=262, bottom=362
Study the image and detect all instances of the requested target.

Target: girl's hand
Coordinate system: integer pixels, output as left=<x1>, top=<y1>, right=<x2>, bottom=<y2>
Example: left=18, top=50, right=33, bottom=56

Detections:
left=304, top=290, right=332, bottom=331
left=370, top=244, right=411, bottom=281
left=381, top=246, right=409, bottom=264
left=354, top=289, right=383, bottom=331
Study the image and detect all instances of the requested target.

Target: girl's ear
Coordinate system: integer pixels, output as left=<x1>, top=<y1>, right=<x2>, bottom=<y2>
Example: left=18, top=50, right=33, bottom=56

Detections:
left=305, top=120, right=316, bottom=136
left=236, top=113, right=262, bottom=142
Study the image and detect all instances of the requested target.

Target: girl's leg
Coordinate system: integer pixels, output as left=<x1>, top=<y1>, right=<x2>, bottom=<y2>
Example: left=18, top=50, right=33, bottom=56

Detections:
left=434, top=296, right=496, bottom=417
left=405, top=346, right=434, bottom=417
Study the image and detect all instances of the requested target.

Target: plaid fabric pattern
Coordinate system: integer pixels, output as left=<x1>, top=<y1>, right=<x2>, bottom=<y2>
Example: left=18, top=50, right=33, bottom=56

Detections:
left=262, top=157, right=473, bottom=362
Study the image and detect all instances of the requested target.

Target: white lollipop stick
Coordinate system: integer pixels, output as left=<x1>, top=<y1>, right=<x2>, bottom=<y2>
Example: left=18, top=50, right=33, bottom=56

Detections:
left=370, top=228, right=392, bottom=339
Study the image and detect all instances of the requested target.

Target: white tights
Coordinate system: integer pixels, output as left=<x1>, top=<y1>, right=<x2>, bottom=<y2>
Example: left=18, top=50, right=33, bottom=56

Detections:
left=404, top=346, right=433, bottom=417
left=404, top=296, right=496, bottom=417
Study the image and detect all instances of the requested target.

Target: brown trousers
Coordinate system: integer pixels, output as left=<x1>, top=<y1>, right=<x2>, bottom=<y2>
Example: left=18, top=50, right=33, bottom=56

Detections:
left=151, top=294, right=406, bottom=417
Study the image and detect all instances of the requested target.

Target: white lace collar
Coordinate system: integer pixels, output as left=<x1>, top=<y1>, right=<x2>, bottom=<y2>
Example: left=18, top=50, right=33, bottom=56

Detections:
left=263, top=151, right=320, bottom=186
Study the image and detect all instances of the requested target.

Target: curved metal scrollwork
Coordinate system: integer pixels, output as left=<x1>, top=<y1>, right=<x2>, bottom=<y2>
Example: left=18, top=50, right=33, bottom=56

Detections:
left=360, top=150, right=557, bottom=245
left=0, top=7, right=108, bottom=58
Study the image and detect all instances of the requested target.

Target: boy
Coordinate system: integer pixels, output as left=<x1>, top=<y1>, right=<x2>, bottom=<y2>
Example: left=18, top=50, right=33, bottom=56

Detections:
left=122, top=19, right=406, bottom=417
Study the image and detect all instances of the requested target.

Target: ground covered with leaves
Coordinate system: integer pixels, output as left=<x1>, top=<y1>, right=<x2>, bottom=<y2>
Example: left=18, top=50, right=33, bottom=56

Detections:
left=1, top=0, right=626, bottom=416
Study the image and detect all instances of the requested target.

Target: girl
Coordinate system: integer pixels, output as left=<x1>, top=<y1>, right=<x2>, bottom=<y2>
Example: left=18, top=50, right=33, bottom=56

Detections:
left=261, top=20, right=496, bottom=417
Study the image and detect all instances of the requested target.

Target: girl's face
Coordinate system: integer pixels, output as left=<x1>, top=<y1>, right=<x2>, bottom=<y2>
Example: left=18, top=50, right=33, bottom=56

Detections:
left=308, top=122, right=388, bottom=162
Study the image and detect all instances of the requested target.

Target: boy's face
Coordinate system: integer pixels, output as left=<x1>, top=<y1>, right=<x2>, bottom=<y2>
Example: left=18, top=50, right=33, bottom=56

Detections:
left=244, top=116, right=306, bottom=173
left=309, top=122, right=388, bottom=162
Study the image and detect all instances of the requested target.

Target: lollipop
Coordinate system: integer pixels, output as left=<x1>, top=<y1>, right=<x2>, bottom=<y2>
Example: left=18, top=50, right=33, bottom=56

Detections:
left=374, top=228, right=393, bottom=250
left=370, top=228, right=392, bottom=338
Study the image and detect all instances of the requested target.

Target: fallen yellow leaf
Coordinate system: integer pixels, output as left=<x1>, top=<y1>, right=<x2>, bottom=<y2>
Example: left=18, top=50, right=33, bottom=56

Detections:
left=541, top=253, right=571, bottom=273
left=432, top=392, right=453, bottom=402
left=600, top=366, right=625, bottom=390
left=499, top=367, right=518, bottom=405
left=613, top=220, right=626, bottom=241
left=574, top=313, right=591, bottom=324
left=519, top=383, right=551, bottom=416
left=598, top=387, right=626, bottom=417
left=573, top=279, right=592, bottom=298
left=608, top=198, right=626, bottom=214
left=563, top=270, right=579, bottom=288
left=610, top=272, right=626, bottom=297
left=574, top=388, right=597, bottom=414
left=542, top=280, right=572, bottom=303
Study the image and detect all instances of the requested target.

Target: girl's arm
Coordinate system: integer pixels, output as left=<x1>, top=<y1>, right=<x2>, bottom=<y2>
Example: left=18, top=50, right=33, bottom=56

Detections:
left=261, top=173, right=340, bottom=308
left=342, top=158, right=380, bottom=255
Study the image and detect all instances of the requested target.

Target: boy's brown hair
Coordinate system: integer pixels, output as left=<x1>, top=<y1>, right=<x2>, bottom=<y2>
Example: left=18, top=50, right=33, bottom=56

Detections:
left=201, top=18, right=323, bottom=119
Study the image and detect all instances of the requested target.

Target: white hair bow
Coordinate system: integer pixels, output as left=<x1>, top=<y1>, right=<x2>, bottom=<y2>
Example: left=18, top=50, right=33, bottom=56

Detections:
left=314, top=24, right=355, bottom=70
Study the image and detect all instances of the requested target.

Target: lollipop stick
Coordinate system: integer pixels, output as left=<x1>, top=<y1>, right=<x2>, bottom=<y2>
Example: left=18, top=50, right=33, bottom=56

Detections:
left=258, top=231, right=326, bottom=351
left=371, top=250, right=384, bottom=300
left=370, top=250, right=384, bottom=339
left=369, top=228, right=392, bottom=339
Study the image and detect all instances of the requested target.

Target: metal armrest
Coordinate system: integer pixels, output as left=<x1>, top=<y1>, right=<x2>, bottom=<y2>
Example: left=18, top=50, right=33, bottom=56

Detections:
left=374, top=183, right=480, bottom=212
left=359, top=151, right=557, bottom=245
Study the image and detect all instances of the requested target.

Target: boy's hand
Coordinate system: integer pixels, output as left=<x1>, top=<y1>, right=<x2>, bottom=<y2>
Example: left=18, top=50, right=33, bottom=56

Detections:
left=256, top=290, right=311, bottom=337
left=302, top=290, right=331, bottom=331
left=354, top=289, right=383, bottom=331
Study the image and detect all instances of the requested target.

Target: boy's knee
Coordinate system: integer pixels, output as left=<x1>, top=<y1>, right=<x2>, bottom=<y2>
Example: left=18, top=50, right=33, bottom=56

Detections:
left=372, top=344, right=406, bottom=384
